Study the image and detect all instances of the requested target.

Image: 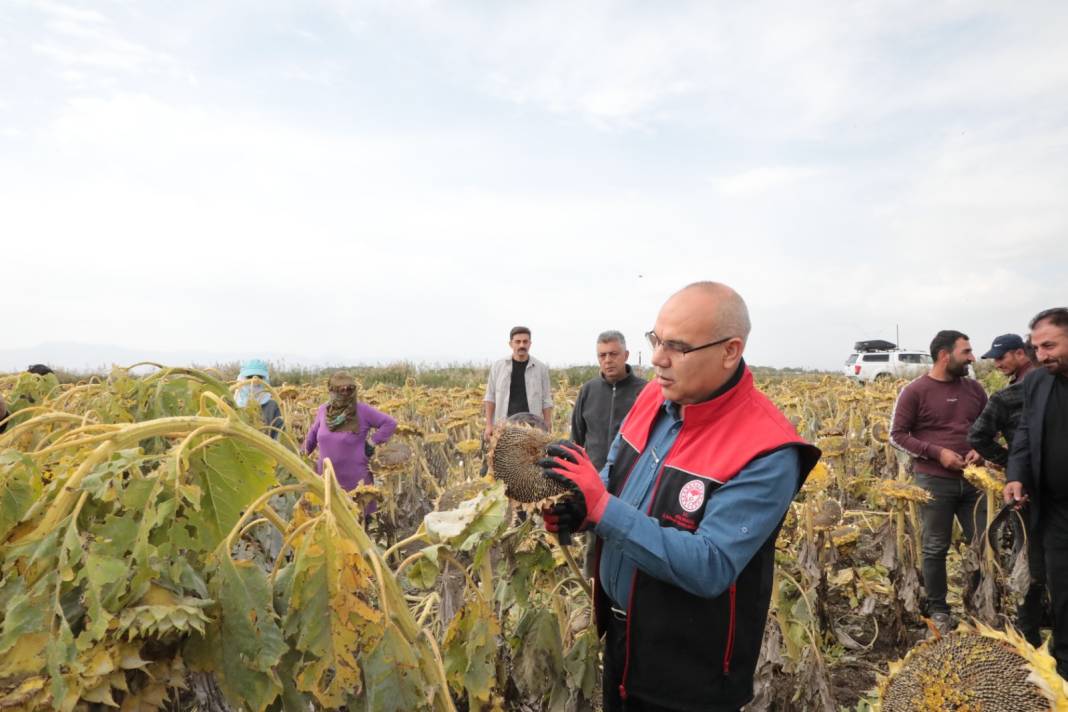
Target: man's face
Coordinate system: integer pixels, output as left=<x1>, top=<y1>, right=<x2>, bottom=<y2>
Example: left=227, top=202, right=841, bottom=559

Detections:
left=944, top=338, right=975, bottom=378
left=1032, top=321, right=1068, bottom=376
left=597, top=340, right=628, bottom=382
left=992, top=350, right=1026, bottom=377
left=510, top=333, right=531, bottom=360
left=650, top=291, right=742, bottom=405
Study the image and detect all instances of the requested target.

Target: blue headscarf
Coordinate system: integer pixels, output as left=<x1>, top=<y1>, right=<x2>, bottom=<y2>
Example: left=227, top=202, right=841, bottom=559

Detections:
left=236, top=359, right=272, bottom=407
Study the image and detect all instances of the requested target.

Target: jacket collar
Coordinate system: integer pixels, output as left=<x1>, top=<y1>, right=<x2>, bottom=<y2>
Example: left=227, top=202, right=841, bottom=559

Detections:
left=1010, top=361, right=1035, bottom=384
left=676, top=361, right=749, bottom=423
left=601, top=364, right=635, bottom=385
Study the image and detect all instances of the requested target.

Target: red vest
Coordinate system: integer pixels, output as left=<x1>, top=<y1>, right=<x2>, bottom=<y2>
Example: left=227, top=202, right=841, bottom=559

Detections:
left=596, top=366, right=820, bottom=711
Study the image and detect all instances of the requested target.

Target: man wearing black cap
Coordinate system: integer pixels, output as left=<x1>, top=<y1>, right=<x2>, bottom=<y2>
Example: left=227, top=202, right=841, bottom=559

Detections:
left=969, top=333, right=1043, bottom=644
left=970, top=334, right=1035, bottom=466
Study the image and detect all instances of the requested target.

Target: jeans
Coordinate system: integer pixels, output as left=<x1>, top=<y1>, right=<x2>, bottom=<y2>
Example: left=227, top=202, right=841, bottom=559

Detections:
left=915, top=473, right=986, bottom=615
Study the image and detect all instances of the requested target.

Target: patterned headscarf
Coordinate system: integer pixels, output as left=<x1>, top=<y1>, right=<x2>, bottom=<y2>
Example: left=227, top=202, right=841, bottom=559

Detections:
left=326, top=372, right=360, bottom=433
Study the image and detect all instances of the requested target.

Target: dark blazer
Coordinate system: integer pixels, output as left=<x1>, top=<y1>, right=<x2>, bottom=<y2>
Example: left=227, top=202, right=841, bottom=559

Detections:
left=1007, top=367, right=1059, bottom=524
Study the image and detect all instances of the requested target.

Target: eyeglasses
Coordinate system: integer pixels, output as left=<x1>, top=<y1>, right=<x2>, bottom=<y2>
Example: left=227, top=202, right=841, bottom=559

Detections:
left=645, top=330, right=733, bottom=355
left=331, top=386, right=356, bottom=395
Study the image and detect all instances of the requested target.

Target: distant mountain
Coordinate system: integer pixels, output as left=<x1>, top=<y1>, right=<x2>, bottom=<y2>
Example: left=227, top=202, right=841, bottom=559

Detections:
left=0, top=342, right=322, bottom=374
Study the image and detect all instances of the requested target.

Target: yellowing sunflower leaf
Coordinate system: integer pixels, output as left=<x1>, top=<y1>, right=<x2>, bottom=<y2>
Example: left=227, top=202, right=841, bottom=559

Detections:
left=281, top=515, right=382, bottom=707
left=442, top=595, right=500, bottom=704
left=423, top=483, right=508, bottom=551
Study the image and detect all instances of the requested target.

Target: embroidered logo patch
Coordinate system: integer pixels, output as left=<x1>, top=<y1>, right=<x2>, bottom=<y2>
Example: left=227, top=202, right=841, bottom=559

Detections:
left=678, top=479, right=706, bottom=513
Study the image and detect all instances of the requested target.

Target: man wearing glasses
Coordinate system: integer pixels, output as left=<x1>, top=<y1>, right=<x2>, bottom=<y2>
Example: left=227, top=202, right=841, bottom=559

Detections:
left=1006, top=307, right=1068, bottom=678
left=540, top=282, right=820, bottom=711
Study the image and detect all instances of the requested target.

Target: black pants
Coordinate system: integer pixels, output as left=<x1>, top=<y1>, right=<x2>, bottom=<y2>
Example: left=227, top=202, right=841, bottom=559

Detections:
left=916, top=474, right=985, bottom=614
left=1042, top=504, right=1068, bottom=677
left=602, top=612, right=741, bottom=712
left=1016, top=506, right=1049, bottom=647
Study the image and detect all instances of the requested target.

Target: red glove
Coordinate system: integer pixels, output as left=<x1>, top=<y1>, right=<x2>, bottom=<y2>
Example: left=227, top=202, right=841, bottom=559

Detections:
left=540, top=441, right=609, bottom=525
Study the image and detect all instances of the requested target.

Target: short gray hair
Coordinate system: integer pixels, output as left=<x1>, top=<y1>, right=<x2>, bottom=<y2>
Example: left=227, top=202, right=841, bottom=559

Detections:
left=597, top=330, right=627, bottom=349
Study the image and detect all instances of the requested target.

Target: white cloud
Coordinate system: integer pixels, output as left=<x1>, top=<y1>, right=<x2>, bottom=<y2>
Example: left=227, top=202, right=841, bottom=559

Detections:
left=1, top=1, right=1067, bottom=371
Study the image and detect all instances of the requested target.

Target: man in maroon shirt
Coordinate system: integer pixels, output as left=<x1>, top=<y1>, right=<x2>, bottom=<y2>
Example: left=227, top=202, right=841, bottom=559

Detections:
left=890, top=330, right=988, bottom=632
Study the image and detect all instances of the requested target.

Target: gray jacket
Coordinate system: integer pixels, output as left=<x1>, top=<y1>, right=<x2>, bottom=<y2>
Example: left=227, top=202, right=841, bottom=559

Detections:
left=570, top=366, right=648, bottom=470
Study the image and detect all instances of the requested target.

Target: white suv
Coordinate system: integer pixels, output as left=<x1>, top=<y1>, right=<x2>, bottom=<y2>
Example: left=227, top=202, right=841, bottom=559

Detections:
left=844, top=341, right=933, bottom=383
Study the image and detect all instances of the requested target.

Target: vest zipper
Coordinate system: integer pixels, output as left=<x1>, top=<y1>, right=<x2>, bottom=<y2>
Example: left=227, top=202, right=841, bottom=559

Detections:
left=619, top=462, right=669, bottom=701
left=608, top=383, right=617, bottom=449
left=723, top=583, right=737, bottom=674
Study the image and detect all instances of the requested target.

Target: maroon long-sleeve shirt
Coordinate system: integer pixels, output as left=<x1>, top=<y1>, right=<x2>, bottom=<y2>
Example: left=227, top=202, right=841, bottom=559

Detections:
left=890, top=374, right=988, bottom=478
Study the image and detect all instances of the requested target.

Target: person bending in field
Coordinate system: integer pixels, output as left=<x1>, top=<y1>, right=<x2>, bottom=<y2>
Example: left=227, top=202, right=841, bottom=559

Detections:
left=540, top=282, right=819, bottom=711
left=890, top=330, right=987, bottom=635
left=235, top=359, right=284, bottom=440
left=302, top=371, right=397, bottom=512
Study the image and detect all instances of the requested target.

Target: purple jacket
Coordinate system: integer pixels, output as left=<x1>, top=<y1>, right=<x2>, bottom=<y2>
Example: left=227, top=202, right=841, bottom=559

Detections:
left=303, top=402, right=397, bottom=492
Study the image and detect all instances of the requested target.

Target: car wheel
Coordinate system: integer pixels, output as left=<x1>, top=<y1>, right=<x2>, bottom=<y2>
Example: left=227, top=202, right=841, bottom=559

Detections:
left=873, top=372, right=892, bottom=382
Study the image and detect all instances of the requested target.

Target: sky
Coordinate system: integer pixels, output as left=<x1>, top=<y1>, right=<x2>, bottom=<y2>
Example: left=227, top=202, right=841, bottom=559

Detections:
left=2, top=1, right=1067, bottom=372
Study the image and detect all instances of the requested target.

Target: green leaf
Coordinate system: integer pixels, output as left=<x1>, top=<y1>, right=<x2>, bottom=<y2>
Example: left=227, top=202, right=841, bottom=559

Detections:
left=442, top=596, right=500, bottom=704
left=407, top=545, right=442, bottom=590
left=211, top=556, right=286, bottom=711
left=186, top=439, right=277, bottom=550
left=78, top=552, right=130, bottom=648
left=562, top=626, right=599, bottom=703
left=94, top=512, right=140, bottom=558
left=0, top=450, right=41, bottom=542
left=510, top=608, right=564, bottom=699
left=508, top=540, right=556, bottom=606
left=0, top=578, right=49, bottom=657
left=359, top=623, right=431, bottom=712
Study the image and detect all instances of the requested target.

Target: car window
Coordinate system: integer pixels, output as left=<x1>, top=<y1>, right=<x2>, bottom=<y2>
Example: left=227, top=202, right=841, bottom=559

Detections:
left=846, top=354, right=858, bottom=365
left=861, top=354, right=890, bottom=362
left=923, top=355, right=933, bottom=364
left=898, top=353, right=925, bottom=363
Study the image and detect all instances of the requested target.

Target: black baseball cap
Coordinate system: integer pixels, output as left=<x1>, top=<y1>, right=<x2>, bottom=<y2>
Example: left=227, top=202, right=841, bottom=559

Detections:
left=982, top=334, right=1025, bottom=359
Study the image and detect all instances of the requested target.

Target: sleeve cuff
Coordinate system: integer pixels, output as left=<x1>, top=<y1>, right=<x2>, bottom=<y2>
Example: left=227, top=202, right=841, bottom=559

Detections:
left=594, top=496, right=636, bottom=540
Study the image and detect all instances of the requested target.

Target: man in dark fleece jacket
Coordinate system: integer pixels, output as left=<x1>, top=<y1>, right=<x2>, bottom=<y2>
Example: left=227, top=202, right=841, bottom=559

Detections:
left=890, top=330, right=987, bottom=632
left=969, top=333, right=1045, bottom=644
left=570, top=330, right=647, bottom=470
left=571, top=330, right=647, bottom=577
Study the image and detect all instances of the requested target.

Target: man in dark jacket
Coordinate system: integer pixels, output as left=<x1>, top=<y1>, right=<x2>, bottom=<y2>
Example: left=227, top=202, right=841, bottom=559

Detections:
left=970, top=333, right=1035, bottom=466
left=570, top=330, right=647, bottom=471
left=570, top=330, right=647, bottom=576
left=541, top=282, right=819, bottom=711
left=1005, top=307, right=1068, bottom=676
left=969, top=333, right=1044, bottom=644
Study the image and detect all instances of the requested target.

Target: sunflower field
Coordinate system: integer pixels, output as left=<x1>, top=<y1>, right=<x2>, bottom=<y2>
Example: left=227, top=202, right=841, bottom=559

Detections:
left=0, top=365, right=1054, bottom=711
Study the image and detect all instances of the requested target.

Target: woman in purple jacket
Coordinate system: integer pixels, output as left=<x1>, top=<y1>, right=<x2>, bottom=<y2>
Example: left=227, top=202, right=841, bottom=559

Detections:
left=302, top=372, right=397, bottom=505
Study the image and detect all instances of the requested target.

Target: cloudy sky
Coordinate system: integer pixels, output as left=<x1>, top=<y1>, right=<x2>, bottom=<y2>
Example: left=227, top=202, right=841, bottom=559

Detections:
left=2, top=1, right=1066, bottom=372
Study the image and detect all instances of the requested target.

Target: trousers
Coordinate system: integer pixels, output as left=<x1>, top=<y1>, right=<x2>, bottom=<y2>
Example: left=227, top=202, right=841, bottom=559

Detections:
left=915, top=473, right=985, bottom=614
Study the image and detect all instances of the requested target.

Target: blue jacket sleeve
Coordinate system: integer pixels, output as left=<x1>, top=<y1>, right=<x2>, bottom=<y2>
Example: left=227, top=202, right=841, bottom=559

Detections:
left=594, top=447, right=801, bottom=599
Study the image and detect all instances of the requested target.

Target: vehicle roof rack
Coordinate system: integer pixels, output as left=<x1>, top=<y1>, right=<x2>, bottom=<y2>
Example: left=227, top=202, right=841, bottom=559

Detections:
left=854, top=339, right=897, bottom=352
